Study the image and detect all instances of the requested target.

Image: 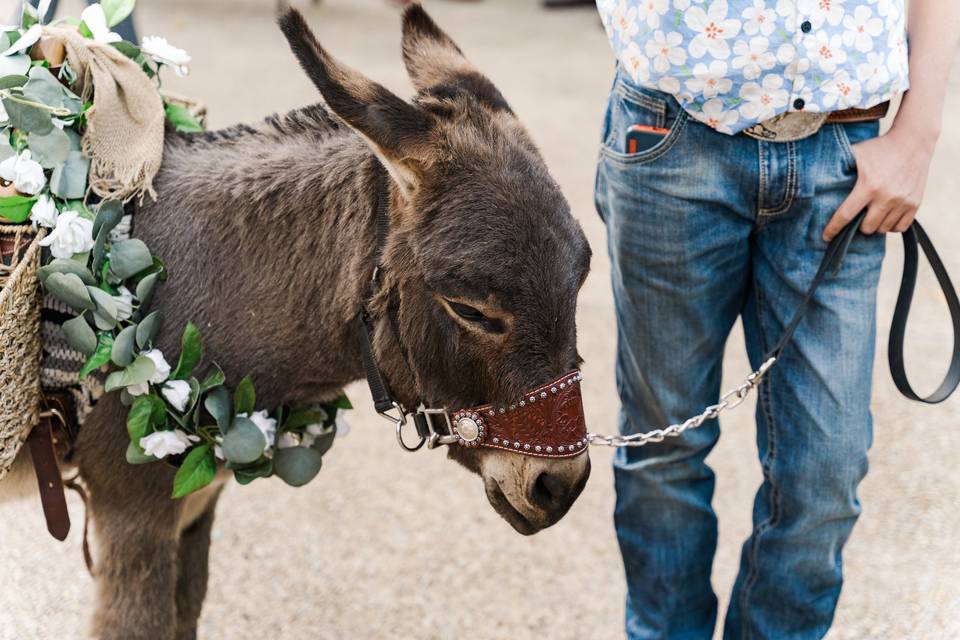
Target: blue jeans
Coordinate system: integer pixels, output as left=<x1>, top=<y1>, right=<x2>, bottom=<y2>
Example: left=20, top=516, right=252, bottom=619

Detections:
left=594, top=68, right=884, bottom=640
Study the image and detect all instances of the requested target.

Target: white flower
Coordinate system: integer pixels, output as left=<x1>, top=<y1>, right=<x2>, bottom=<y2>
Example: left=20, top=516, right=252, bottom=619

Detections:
left=673, top=0, right=690, bottom=9
left=842, top=5, right=883, bottom=53
left=610, top=0, right=640, bottom=40
left=334, top=413, right=350, bottom=438
left=161, top=380, right=191, bottom=412
left=686, top=61, right=731, bottom=99
left=140, top=429, right=199, bottom=459
left=80, top=4, right=122, bottom=44
left=856, top=51, right=890, bottom=93
left=742, top=0, right=776, bottom=36
left=240, top=409, right=277, bottom=457
left=806, top=31, right=847, bottom=74
left=619, top=41, right=651, bottom=84
left=738, top=74, right=789, bottom=121
left=657, top=75, right=682, bottom=96
left=277, top=432, right=300, bottom=449
left=777, top=43, right=811, bottom=82
left=696, top=98, right=738, bottom=135
left=821, top=71, right=862, bottom=110
left=141, top=36, right=191, bottom=76
left=637, top=0, right=669, bottom=30
left=684, top=0, right=741, bottom=60
left=126, top=349, right=172, bottom=395
left=645, top=30, right=686, bottom=74
left=0, top=150, right=46, bottom=195
left=1, top=24, right=41, bottom=56
left=38, top=210, right=94, bottom=259
left=113, top=286, right=135, bottom=322
left=30, top=194, right=58, bottom=229
left=795, top=0, right=846, bottom=29
left=732, top=36, right=775, bottom=81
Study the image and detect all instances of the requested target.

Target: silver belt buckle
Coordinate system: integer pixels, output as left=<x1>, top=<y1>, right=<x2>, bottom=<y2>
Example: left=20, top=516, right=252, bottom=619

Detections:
left=742, top=112, right=829, bottom=142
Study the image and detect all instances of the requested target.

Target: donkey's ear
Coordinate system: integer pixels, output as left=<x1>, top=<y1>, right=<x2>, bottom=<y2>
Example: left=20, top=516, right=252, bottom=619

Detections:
left=400, top=4, right=512, bottom=113
left=278, top=8, right=434, bottom=192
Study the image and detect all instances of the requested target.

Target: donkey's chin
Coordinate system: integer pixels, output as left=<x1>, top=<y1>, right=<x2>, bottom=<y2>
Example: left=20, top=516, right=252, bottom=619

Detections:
left=450, top=447, right=590, bottom=535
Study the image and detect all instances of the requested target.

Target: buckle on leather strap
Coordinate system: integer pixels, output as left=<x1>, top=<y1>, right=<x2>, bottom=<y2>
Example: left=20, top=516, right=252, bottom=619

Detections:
left=742, top=112, right=829, bottom=142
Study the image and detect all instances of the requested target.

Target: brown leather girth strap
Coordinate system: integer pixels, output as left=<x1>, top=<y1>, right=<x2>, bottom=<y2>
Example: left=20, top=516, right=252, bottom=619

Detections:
left=63, top=474, right=95, bottom=575
left=27, top=417, right=70, bottom=541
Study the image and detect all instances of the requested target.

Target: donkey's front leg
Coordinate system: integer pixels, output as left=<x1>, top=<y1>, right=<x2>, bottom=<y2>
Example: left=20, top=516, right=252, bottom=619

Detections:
left=174, top=488, right=223, bottom=640
left=77, top=396, right=182, bottom=640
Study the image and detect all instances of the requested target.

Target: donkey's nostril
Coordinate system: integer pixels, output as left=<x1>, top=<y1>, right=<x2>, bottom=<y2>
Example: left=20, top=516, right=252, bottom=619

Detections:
left=530, top=471, right=569, bottom=511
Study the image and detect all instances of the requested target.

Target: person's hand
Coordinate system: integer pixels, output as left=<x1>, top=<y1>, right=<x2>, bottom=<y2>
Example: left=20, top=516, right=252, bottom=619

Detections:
left=822, top=124, right=938, bottom=242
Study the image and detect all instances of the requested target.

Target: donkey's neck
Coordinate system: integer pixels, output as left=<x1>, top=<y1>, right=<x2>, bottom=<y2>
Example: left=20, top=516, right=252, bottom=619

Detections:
left=138, top=106, right=386, bottom=407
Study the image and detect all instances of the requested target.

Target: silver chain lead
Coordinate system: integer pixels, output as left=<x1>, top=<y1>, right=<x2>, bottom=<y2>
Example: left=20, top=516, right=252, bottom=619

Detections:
left=586, top=357, right=777, bottom=448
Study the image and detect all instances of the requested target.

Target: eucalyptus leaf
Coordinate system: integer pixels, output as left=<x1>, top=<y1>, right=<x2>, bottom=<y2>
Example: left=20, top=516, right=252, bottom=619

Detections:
left=136, top=272, right=158, bottom=310
left=0, top=135, right=15, bottom=163
left=24, top=66, right=81, bottom=115
left=171, top=322, right=201, bottom=380
left=2, top=97, right=52, bottom=134
left=172, top=444, right=217, bottom=499
left=110, top=239, right=152, bottom=279
left=61, top=315, right=97, bottom=355
left=203, top=386, right=231, bottom=429
left=233, top=376, right=255, bottom=416
left=285, top=408, right=327, bottom=430
left=199, top=364, right=225, bottom=392
left=102, top=0, right=136, bottom=27
left=311, top=427, right=337, bottom=457
left=221, top=417, right=265, bottom=465
left=50, top=150, right=89, bottom=199
left=104, top=354, right=156, bottom=392
left=92, top=226, right=107, bottom=273
left=87, top=285, right=118, bottom=330
left=0, top=74, right=28, bottom=90
left=232, top=458, right=273, bottom=485
left=92, top=200, right=123, bottom=239
left=0, top=194, right=37, bottom=224
left=44, top=272, right=95, bottom=310
left=28, top=127, right=70, bottom=168
left=0, top=54, right=31, bottom=77
left=125, top=440, right=156, bottom=464
left=78, top=332, right=114, bottom=379
left=274, top=446, right=323, bottom=487
left=136, top=310, right=161, bottom=348
left=112, top=324, right=137, bottom=367
left=37, top=258, right=96, bottom=285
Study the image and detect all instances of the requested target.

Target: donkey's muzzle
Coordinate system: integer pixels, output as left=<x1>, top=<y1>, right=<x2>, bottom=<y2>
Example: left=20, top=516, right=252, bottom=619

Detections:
left=446, top=371, right=587, bottom=458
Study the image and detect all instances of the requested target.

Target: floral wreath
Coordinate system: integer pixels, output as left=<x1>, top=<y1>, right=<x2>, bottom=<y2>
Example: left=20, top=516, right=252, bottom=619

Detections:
left=0, top=0, right=348, bottom=497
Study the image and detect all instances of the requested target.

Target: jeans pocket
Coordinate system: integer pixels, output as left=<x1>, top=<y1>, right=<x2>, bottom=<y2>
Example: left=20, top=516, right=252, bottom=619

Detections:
left=601, top=75, right=688, bottom=166
left=833, top=120, right=881, bottom=173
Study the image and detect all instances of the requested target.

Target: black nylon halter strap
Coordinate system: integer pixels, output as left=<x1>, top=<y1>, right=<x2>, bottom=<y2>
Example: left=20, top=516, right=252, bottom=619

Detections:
left=764, top=210, right=960, bottom=405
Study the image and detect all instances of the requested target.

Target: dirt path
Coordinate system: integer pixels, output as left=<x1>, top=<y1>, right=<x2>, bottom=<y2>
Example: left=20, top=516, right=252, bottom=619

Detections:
left=2, top=1, right=958, bottom=638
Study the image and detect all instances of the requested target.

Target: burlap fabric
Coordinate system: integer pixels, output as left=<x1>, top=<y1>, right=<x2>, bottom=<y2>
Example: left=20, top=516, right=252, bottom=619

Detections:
left=0, top=226, right=44, bottom=481
left=42, top=26, right=165, bottom=201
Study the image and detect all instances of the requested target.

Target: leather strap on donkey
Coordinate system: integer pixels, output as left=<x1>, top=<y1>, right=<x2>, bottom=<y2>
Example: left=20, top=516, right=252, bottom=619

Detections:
left=356, top=165, right=588, bottom=457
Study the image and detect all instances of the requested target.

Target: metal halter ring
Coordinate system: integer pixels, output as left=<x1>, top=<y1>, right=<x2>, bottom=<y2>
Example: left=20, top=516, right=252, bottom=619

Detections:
left=377, top=401, right=425, bottom=452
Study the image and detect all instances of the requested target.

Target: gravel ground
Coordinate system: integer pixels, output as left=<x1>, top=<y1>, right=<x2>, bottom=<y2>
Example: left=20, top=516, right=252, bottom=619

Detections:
left=2, top=1, right=959, bottom=638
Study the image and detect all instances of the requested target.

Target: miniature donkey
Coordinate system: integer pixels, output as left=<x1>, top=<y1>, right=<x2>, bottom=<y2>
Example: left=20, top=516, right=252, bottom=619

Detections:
left=10, top=6, right=593, bottom=639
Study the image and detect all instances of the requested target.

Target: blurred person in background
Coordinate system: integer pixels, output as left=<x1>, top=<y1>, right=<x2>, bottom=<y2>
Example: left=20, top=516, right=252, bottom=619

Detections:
left=593, top=1, right=960, bottom=638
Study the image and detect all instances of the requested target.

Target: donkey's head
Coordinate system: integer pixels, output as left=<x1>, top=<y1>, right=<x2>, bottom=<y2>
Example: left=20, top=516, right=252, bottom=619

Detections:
left=279, top=6, right=591, bottom=534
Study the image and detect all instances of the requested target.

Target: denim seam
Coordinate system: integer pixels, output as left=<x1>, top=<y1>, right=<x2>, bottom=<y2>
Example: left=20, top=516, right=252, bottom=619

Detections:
left=737, top=281, right=782, bottom=640
left=615, top=82, right=668, bottom=127
left=599, top=112, right=689, bottom=167
left=757, top=141, right=767, bottom=219
left=833, top=123, right=856, bottom=172
left=759, top=142, right=797, bottom=217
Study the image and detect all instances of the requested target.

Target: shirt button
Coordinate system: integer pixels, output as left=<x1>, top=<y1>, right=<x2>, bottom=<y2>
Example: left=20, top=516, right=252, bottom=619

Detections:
left=801, top=20, right=812, bottom=33
left=793, top=98, right=806, bottom=110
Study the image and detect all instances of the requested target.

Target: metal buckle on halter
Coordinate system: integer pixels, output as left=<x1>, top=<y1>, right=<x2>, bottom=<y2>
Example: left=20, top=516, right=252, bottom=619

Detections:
left=415, top=404, right=459, bottom=449
left=376, top=401, right=426, bottom=452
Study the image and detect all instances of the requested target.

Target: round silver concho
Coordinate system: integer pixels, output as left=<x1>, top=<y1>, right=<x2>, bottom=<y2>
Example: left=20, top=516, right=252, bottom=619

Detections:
left=453, top=412, right=485, bottom=447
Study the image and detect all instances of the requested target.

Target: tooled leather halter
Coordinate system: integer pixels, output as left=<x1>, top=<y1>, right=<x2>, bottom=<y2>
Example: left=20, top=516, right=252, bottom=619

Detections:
left=356, top=165, right=587, bottom=457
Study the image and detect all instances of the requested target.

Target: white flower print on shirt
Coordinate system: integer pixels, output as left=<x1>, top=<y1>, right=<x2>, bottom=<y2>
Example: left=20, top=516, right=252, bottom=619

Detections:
left=684, top=0, right=742, bottom=60
left=620, top=41, right=651, bottom=84
left=697, top=99, right=739, bottom=134
left=687, top=60, right=732, bottom=99
left=806, top=31, right=848, bottom=74
left=611, top=0, right=641, bottom=40
left=645, top=30, right=687, bottom=73
left=637, top=0, right=670, bottom=30
left=738, top=74, right=789, bottom=121
left=673, top=0, right=690, bottom=9
left=742, top=0, right=776, bottom=36
left=842, top=5, right=883, bottom=53
left=856, top=50, right=890, bottom=93
left=732, top=36, right=776, bottom=80
left=797, top=0, right=847, bottom=29
left=821, top=71, right=863, bottom=109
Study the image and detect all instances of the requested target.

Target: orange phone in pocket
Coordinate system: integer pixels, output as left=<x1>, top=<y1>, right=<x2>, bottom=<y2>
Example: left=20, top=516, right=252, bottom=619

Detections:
left=626, top=124, right=669, bottom=154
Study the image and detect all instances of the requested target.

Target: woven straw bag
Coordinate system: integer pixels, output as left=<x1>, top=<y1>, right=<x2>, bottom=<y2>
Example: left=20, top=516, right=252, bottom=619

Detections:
left=0, top=224, right=45, bottom=481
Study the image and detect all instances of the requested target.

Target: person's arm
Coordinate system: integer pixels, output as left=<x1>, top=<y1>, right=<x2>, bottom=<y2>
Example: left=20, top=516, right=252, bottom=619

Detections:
left=822, top=0, right=960, bottom=241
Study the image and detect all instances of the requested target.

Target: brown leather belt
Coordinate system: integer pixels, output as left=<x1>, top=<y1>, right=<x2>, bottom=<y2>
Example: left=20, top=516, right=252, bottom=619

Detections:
left=743, top=101, right=890, bottom=142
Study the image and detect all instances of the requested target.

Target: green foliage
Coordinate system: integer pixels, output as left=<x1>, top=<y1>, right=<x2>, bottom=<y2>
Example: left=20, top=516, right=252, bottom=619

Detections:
left=111, top=325, right=138, bottom=367
left=110, top=239, right=153, bottom=279
left=233, top=376, right=255, bottom=416
left=50, top=150, right=89, bottom=199
left=44, top=272, right=95, bottom=310
left=79, top=332, right=114, bottom=379
left=171, top=323, right=202, bottom=380
left=172, top=445, right=217, bottom=499
left=221, top=417, right=264, bottom=464
left=0, top=194, right=37, bottom=223
left=101, top=0, right=136, bottom=27
left=62, top=315, right=97, bottom=355
left=104, top=354, right=156, bottom=392
left=164, top=102, right=204, bottom=133
left=274, top=446, right=323, bottom=487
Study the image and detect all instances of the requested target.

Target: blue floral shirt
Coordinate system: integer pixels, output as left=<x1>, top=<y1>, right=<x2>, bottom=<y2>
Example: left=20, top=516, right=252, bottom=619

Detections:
left=597, top=0, right=909, bottom=134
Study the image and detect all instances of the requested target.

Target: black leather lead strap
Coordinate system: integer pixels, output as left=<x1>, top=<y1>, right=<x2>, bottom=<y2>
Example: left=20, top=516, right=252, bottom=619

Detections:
left=888, top=222, right=960, bottom=403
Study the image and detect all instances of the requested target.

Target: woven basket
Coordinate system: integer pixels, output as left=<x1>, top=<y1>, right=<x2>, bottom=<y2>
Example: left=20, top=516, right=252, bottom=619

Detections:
left=0, top=224, right=45, bottom=481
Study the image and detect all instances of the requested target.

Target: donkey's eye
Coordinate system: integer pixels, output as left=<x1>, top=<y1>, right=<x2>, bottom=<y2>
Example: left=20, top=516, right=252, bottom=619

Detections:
left=443, top=298, right=506, bottom=334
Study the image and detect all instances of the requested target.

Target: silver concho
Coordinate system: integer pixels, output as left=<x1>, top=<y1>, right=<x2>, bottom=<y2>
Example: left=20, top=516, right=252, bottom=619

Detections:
left=453, top=412, right=485, bottom=447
